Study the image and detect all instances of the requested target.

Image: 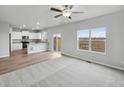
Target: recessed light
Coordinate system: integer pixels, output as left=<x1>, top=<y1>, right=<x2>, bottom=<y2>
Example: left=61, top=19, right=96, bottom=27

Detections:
left=37, top=22, right=40, bottom=25
left=22, top=24, right=26, bottom=28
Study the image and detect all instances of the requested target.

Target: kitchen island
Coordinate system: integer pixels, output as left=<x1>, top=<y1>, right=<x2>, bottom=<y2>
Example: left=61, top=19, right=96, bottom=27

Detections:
left=27, top=42, right=48, bottom=54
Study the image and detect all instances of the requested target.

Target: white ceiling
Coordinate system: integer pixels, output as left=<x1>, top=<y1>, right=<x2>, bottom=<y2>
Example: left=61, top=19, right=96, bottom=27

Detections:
left=0, top=5, right=123, bottom=30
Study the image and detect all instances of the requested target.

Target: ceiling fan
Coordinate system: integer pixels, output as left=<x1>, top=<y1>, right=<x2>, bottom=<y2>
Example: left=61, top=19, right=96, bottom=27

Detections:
left=50, top=5, right=84, bottom=19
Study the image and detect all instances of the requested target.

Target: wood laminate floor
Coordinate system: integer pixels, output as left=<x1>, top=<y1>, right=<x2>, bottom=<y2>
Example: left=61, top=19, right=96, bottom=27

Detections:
left=0, top=49, right=61, bottom=75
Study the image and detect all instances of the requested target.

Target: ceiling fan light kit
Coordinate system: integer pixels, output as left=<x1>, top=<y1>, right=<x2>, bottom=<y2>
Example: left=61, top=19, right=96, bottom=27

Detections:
left=62, top=10, right=72, bottom=17
left=50, top=5, right=84, bottom=19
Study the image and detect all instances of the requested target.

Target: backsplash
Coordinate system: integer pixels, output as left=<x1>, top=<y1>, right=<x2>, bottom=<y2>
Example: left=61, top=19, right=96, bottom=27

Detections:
left=12, top=39, right=48, bottom=44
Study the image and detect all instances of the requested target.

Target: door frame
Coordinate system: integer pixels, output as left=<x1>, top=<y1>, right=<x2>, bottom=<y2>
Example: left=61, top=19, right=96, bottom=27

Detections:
left=53, top=33, right=61, bottom=51
left=9, top=33, right=11, bottom=56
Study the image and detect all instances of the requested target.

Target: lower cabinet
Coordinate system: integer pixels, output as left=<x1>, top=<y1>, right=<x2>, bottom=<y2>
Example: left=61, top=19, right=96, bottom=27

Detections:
left=11, top=43, right=22, bottom=51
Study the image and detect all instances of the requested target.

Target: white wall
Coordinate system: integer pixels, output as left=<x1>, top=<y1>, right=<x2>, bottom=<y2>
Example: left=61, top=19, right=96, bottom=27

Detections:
left=0, top=22, right=9, bottom=58
left=45, top=10, right=124, bottom=70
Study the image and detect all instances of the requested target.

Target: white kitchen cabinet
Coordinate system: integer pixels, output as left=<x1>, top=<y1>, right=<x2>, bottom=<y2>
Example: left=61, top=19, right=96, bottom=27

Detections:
left=11, top=32, right=22, bottom=39
left=29, top=33, right=36, bottom=39
left=11, top=43, right=22, bottom=51
left=29, top=32, right=41, bottom=39
left=37, top=33, right=42, bottom=39
left=11, top=31, right=42, bottom=40
left=41, top=32, right=47, bottom=40
left=22, top=31, right=29, bottom=36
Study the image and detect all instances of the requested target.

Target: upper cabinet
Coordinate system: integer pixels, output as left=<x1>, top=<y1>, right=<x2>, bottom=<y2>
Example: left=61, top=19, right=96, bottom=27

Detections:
left=29, top=32, right=41, bottom=39
left=11, top=32, right=22, bottom=39
left=11, top=31, right=45, bottom=40
left=41, top=32, right=47, bottom=40
left=22, top=31, right=29, bottom=36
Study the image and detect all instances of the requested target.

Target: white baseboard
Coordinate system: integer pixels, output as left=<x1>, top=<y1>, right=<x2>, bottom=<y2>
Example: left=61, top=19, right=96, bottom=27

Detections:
left=62, top=53, right=124, bottom=71
left=0, top=54, right=9, bottom=58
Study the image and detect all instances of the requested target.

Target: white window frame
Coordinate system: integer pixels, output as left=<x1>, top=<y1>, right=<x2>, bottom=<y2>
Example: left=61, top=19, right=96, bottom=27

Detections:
left=77, top=27, right=107, bottom=55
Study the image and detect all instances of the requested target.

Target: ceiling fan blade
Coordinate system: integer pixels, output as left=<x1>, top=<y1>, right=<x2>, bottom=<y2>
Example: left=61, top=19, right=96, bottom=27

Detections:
left=72, top=12, right=84, bottom=13
left=68, top=16, right=72, bottom=19
left=54, top=14, right=62, bottom=18
left=50, top=8, right=62, bottom=12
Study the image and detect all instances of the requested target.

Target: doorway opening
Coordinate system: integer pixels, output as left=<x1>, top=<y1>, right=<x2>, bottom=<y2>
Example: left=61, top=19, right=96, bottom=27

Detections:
left=53, top=34, right=61, bottom=51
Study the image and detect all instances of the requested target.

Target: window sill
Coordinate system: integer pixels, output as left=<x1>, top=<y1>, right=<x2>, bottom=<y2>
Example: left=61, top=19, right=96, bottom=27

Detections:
left=77, top=49, right=106, bottom=55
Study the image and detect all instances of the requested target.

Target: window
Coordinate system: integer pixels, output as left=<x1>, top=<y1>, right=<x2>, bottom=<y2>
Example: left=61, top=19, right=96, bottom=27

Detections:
left=77, top=27, right=106, bottom=53
left=77, top=30, right=90, bottom=50
left=91, top=28, right=106, bottom=52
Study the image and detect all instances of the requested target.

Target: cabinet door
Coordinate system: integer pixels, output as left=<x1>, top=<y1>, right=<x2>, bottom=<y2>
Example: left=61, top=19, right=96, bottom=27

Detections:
left=29, top=33, right=36, bottom=39
left=11, top=43, right=22, bottom=51
left=22, top=31, right=29, bottom=36
left=29, top=33, right=34, bottom=39
left=34, top=33, right=38, bottom=39
left=41, top=32, right=47, bottom=40
left=11, top=32, right=22, bottom=39
left=37, top=33, right=41, bottom=39
left=29, top=33, right=41, bottom=39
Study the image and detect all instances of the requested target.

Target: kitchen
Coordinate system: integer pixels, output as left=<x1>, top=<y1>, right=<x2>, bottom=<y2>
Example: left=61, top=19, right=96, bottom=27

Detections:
left=10, top=27, right=48, bottom=55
